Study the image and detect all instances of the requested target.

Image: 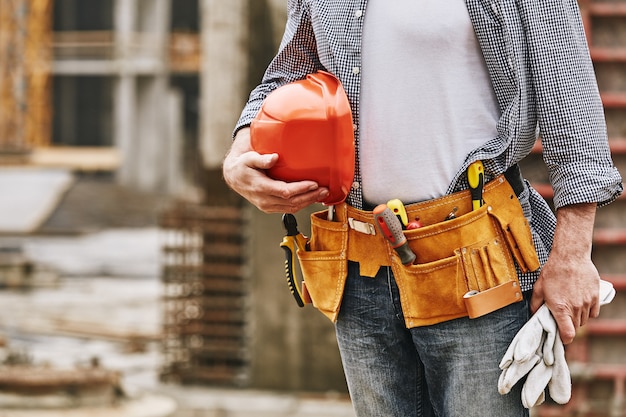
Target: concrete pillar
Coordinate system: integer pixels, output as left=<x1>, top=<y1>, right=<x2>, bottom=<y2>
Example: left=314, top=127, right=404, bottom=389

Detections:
left=113, top=73, right=137, bottom=185
left=113, top=0, right=137, bottom=185
left=165, top=88, right=184, bottom=195
left=139, top=0, right=171, bottom=192
left=135, top=75, right=168, bottom=190
left=199, top=0, right=248, bottom=169
left=113, top=0, right=135, bottom=58
left=113, top=0, right=174, bottom=192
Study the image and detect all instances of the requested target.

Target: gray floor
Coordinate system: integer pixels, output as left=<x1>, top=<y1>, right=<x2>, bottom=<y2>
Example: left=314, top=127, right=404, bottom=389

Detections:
left=0, top=170, right=355, bottom=416
left=0, top=230, right=355, bottom=416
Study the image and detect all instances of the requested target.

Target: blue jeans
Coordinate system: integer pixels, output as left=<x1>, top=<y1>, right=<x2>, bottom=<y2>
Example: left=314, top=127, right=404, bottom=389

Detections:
left=335, top=262, right=530, bottom=417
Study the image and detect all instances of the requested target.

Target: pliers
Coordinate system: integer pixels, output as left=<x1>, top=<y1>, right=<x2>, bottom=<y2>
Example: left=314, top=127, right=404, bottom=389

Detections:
left=280, top=213, right=310, bottom=307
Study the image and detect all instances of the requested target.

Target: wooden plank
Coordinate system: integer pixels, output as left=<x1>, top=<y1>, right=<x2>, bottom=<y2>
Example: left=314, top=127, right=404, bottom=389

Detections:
left=28, top=146, right=121, bottom=171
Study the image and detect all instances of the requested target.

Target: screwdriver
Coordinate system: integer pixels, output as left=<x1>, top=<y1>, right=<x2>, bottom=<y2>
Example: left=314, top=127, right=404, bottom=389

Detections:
left=468, top=161, right=485, bottom=211
left=387, top=199, right=409, bottom=228
left=373, top=204, right=416, bottom=265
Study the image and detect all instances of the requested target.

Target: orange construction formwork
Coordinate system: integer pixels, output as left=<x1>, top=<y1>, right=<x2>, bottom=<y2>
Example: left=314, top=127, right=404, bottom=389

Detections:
left=0, top=0, right=52, bottom=154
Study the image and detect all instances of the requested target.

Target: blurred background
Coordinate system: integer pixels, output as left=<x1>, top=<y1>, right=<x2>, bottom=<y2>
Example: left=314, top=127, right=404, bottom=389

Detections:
left=0, top=0, right=625, bottom=416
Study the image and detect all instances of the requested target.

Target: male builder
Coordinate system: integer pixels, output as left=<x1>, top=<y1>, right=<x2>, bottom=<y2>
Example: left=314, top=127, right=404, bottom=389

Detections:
left=223, top=1, right=623, bottom=416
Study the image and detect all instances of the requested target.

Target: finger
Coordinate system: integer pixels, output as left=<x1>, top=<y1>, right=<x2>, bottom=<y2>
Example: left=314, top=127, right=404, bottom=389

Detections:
left=577, top=288, right=598, bottom=327
left=258, top=188, right=329, bottom=214
left=246, top=171, right=317, bottom=198
left=554, top=314, right=576, bottom=345
left=232, top=151, right=277, bottom=173
left=579, top=305, right=592, bottom=327
left=529, top=285, right=544, bottom=315
left=270, top=181, right=324, bottom=200
left=590, top=283, right=602, bottom=318
left=571, top=308, right=582, bottom=329
left=591, top=299, right=601, bottom=319
left=579, top=312, right=587, bottom=328
left=254, top=152, right=279, bottom=169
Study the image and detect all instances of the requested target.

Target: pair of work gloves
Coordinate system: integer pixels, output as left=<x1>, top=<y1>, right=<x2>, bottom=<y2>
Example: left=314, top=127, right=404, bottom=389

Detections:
left=498, top=279, right=616, bottom=408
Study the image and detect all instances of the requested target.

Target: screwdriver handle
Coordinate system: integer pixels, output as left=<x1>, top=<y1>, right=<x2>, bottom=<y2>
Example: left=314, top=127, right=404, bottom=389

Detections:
left=468, top=161, right=485, bottom=211
left=373, top=204, right=416, bottom=265
left=386, top=198, right=409, bottom=227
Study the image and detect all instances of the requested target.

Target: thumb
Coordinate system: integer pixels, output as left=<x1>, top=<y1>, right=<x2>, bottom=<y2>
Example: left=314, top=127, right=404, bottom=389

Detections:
left=254, top=153, right=279, bottom=170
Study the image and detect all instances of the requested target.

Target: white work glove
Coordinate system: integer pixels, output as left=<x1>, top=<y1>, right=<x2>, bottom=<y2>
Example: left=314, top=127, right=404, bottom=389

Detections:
left=498, top=304, right=561, bottom=407
left=518, top=327, right=571, bottom=408
left=498, top=279, right=615, bottom=408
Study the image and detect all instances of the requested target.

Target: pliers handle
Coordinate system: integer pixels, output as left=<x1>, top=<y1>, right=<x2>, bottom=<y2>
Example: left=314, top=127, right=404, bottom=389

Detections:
left=280, top=214, right=310, bottom=307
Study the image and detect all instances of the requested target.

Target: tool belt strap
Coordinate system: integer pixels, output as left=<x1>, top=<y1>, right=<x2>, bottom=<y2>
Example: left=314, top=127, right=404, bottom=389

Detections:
left=335, top=173, right=531, bottom=278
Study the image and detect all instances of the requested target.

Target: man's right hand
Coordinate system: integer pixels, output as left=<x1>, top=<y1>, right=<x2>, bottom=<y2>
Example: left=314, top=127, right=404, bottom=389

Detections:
left=222, top=128, right=329, bottom=213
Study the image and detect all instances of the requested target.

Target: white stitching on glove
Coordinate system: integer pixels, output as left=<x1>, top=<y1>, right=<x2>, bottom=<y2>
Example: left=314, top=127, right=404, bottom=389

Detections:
left=498, top=279, right=616, bottom=408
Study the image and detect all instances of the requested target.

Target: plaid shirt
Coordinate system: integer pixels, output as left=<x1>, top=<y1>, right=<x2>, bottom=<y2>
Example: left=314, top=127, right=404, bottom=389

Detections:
left=235, top=0, right=623, bottom=289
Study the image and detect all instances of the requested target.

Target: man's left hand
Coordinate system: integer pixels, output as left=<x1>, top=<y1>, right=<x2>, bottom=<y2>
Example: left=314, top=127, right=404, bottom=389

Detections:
left=530, top=203, right=601, bottom=344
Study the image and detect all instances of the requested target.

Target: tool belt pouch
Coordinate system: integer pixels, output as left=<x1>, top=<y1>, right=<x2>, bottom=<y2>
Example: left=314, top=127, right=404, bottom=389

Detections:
left=296, top=175, right=540, bottom=327
left=295, top=212, right=349, bottom=322
left=393, top=176, right=540, bottom=327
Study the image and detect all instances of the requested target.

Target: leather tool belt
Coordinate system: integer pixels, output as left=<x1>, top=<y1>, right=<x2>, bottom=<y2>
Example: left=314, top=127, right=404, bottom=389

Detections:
left=296, top=173, right=541, bottom=328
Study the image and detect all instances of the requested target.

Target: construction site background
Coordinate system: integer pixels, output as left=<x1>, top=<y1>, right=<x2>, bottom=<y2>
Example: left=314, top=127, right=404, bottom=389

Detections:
left=0, top=0, right=625, bottom=416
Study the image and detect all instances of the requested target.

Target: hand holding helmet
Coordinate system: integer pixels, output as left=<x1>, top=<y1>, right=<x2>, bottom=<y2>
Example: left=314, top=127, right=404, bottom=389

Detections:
left=223, top=128, right=329, bottom=213
left=250, top=71, right=356, bottom=205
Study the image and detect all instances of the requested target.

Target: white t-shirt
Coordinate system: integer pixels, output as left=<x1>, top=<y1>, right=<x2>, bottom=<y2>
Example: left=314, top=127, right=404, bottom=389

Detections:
left=359, top=0, right=501, bottom=204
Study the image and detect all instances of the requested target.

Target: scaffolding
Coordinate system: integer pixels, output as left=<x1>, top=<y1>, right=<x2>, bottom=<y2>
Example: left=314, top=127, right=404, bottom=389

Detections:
left=159, top=203, right=249, bottom=386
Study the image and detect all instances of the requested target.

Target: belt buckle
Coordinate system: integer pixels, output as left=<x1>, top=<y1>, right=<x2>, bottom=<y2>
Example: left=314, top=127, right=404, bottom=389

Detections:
left=348, top=217, right=376, bottom=235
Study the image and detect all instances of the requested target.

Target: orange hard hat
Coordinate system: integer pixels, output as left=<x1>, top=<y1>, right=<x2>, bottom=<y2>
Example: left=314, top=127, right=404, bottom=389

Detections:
left=250, top=71, right=355, bottom=205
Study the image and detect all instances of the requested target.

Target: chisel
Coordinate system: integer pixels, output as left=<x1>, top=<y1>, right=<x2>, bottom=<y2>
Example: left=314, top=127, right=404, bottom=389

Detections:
left=373, top=204, right=416, bottom=265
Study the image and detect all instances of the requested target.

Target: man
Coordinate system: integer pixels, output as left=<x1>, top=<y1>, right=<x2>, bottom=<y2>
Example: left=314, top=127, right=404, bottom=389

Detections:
left=223, top=1, right=623, bottom=415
